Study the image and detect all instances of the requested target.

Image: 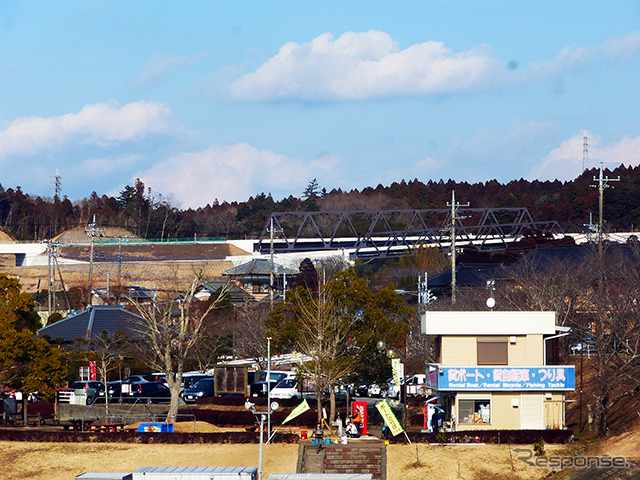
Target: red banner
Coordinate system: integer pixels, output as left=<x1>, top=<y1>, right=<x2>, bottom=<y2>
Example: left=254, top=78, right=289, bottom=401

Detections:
left=353, top=401, right=368, bottom=435
left=89, top=361, right=96, bottom=381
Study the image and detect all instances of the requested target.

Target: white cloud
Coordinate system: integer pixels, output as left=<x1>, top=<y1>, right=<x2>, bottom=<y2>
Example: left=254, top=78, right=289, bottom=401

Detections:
left=604, top=30, right=640, bottom=60
left=226, top=29, right=640, bottom=102
left=228, top=30, right=502, bottom=101
left=135, top=53, right=206, bottom=86
left=139, top=143, right=341, bottom=208
left=527, top=133, right=640, bottom=181
left=0, top=101, right=170, bottom=159
left=79, top=154, right=144, bottom=175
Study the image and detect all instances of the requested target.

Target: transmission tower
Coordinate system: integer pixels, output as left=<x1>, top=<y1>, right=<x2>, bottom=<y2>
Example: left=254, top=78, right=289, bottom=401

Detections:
left=51, top=169, right=62, bottom=199
left=582, top=132, right=589, bottom=174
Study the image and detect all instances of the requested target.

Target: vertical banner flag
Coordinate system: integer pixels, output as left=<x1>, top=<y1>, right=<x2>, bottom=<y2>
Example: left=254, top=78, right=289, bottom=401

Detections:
left=281, top=399, right=310, bottom=425
left=376, top=399, right=403, bottom=436
left=391, top=358, right=401, bottom=390
left=89, top=361, right=96, bottom=381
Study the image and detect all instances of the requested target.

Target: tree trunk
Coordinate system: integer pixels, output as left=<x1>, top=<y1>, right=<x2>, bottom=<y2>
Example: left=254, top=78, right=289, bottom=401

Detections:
left=594, top=393, right=609, bottom=437
left=316, top=389, right=324, bottom=424
left=165, top=371, right=183, bottom=423
left=329, top=385, right=336, bottom=425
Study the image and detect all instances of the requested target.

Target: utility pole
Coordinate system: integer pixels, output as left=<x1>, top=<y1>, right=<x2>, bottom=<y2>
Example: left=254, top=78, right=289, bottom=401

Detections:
left=85, top=215, right=104, bottom=305
left=447, top=191, right=469, bottom=304
left=45, top=240, right=61, bottom=317
left=591, top=163, right=620, bottom=257
left=269, top=217, right=274, bottom=309
left=47, top=241, right=53, bottom=317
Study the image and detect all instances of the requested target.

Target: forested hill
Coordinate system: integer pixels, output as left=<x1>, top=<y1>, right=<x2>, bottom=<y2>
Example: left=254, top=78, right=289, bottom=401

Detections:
left=1, top=164, right=640, bottom=242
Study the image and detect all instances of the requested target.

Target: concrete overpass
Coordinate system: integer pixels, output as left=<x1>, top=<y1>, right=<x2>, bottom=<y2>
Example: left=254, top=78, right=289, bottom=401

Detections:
left=0, top=242, right=48, bottom=266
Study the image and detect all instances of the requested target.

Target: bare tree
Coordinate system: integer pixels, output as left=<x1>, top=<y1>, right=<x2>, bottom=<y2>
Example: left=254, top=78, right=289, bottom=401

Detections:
left=289, top=287, right=359, bottom=424
left=491, top=245, right=640, bottom=436
left=129, top=273, right=228, bottom=422
left=588, top=247, right=640, bottom=435
left=233, top=301, right=269, bottom=367
left=499, top=254, right=592, bottom=327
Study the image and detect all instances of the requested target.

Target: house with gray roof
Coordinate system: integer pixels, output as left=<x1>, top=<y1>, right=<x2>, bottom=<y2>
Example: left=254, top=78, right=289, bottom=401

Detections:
left=222, top=259, right=298, bottom=302
left=38, top=305, right=143, bottom=343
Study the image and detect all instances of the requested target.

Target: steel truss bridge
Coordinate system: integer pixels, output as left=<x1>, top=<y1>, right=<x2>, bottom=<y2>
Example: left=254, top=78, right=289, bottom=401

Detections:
left=256, top=207, right=563, bottom=258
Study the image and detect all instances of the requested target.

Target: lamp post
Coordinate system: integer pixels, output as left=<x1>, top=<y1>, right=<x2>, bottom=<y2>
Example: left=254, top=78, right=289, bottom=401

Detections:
left=245, top=399, right=279, bottom=480
left=377, top=339, right=407, bottom=431
left=266, top=337, right=272, bottom=442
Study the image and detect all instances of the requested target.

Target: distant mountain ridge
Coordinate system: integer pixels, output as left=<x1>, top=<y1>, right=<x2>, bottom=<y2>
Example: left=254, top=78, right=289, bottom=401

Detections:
left=0, top=163, right=639, bottom=242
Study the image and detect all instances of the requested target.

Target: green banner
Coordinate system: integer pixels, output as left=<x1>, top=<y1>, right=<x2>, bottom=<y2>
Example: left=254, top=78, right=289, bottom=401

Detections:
left=375, top=399, right=403, bottom=436
left=392, top=358, right=401, bottom=389
left=281, top=399, right=310, bottom=425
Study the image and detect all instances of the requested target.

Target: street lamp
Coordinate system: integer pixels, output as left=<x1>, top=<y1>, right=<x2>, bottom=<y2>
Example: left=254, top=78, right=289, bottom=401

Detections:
left=245, top=399, right=279, bottom=480
left=377, top=340, right=407, bottom=431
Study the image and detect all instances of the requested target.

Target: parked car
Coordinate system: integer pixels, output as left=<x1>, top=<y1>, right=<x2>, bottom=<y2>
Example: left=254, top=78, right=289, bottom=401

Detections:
left=122, top=374, right=152, bottom=384
left=354, top=384, right=369, bottom=397
left=270, top=378, right=301, bottom=400
left=182, top=378, right=216, bottom=403
left=125, top=382, right=171, bottom=404
left=96, top=381, right=126, bottom=403
left=72, top=381, right=105, bottom=404
left=569, top=336, right=597, bottom=355
left=386, top=378, right=402, bottom=399
left=367, top=384, right=383, bottom=398
left=180, top=373, right=213, bottom=393
left=405, top=374, right=428, bottom=397
left=250, top=371, right=293, bottom=397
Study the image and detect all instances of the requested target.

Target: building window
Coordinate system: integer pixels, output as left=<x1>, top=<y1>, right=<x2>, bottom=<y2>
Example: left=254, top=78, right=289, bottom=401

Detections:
left=477, top=336, right=508, bottom=365
left=459, top=399, right=491, bottom=424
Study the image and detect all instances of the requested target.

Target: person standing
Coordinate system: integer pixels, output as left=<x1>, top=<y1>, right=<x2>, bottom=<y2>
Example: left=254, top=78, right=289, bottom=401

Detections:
left=313, top=422, right=324, bottom=453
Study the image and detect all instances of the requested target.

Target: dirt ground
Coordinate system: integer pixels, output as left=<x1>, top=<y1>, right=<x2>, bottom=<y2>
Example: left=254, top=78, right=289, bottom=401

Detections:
left=0, top=437, right=571, bottom=480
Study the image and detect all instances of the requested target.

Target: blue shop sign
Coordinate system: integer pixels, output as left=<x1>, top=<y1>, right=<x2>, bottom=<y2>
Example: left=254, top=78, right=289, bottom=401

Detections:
left=427, top=366, right=575, bottom=391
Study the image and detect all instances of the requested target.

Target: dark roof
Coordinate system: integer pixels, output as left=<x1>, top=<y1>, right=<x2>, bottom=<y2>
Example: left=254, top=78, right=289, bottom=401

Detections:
left=38, top=305, right=143, bottom=342
left=197, top=280, right=254, bottom=305
left=222, top=259, right=297, bottom=277
left=428, top=263, right=500, bottom=289
left=507, top=243, right=636, bottom=272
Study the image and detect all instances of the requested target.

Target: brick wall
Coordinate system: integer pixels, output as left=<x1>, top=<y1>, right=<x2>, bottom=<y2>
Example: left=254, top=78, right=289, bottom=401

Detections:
left=313, top=443, right=386, bottom=480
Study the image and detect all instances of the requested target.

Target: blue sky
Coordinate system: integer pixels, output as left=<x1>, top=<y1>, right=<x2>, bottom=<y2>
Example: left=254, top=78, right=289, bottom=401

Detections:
left=2, top=1, right=640, bottom=208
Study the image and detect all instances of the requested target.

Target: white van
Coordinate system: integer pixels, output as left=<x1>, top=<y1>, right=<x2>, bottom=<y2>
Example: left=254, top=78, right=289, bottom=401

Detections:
left=270, top=375, right=318, bottom=400
left=270, top=377, right=301, bottom=400
left=387, top=374, right=429, bottom=399
left=405, top=374, right=428, bottom=397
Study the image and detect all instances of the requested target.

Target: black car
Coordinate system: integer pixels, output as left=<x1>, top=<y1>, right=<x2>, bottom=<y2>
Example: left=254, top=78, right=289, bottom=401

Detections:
left=180, top=374, right=213, bottom=393
left=182, top=378, right=216, bottom=403
left=97, top=381, right=125, bottom=403
left=124, top=382, right=171, bottom=404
